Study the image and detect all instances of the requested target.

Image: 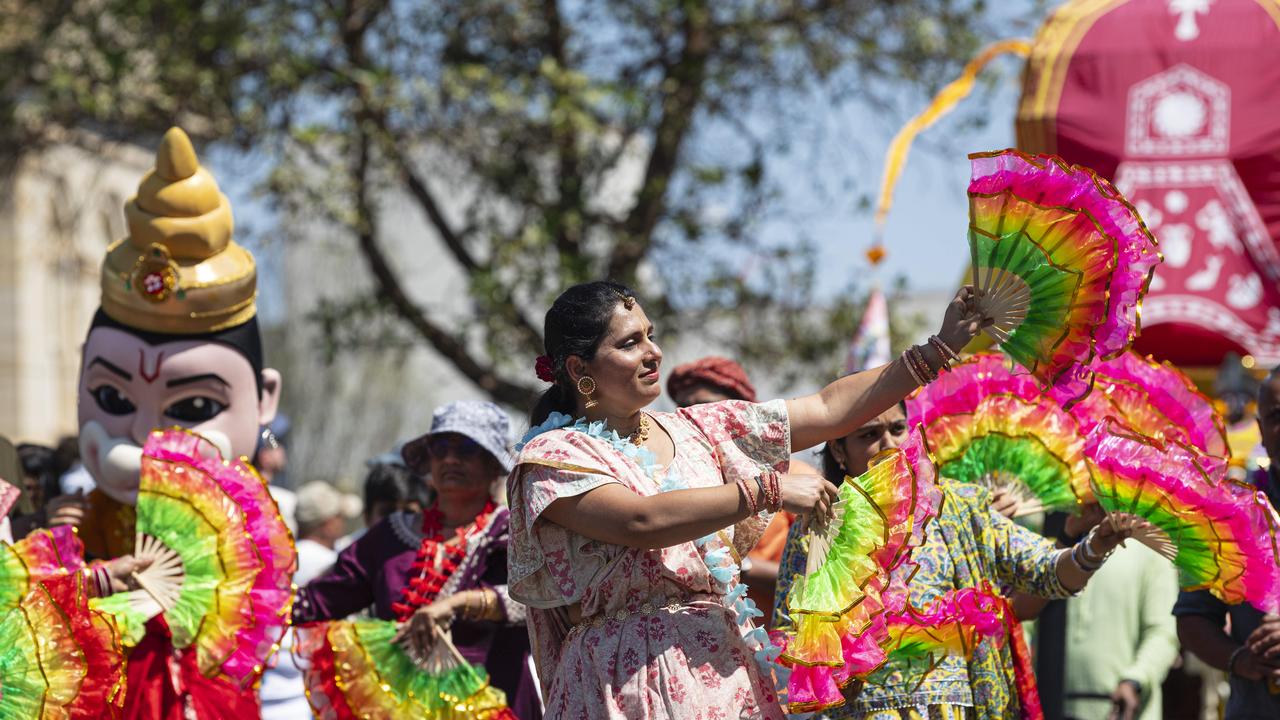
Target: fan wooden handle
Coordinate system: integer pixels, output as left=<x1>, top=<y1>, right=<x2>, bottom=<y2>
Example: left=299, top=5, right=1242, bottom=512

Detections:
left=132, top=571, right=171, bottom=612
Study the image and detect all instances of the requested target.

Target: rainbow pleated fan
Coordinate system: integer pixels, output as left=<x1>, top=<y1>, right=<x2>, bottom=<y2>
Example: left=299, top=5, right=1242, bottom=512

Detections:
left=1086, top=420, right=1280, bottom=612
left=782, top=428, right=943, bottom=713
left=91, top=428, right=296, bottom=688
left=876, top=586, right=1006, bottom=671
left=1054, top=351, right=1228, bottom=458
left=0, top=574, right=126, bottom=719
left=296, top=620, right=517, bottom=720
left=907, top=352, right=1092, bottom=517
left=967, top=149, right=1161, bottom=403
left=0, top=526, right=85, bottom=610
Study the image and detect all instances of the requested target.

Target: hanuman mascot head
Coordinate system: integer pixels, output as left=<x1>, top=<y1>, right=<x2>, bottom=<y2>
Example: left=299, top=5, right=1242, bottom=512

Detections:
left=78, top=127, right=282, bottom=504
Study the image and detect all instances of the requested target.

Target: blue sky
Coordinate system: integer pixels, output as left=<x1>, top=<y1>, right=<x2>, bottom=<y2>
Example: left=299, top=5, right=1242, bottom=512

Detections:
left=207, top=26, right=1031, bottom=321
left=760, top=68, right=1026, bottom=297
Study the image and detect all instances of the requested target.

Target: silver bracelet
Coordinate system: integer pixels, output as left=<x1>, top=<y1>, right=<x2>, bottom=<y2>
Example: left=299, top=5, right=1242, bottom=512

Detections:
left=1070, top=541, right=1102, bottom=573
left=1079, top=526, right=1111, bottom=565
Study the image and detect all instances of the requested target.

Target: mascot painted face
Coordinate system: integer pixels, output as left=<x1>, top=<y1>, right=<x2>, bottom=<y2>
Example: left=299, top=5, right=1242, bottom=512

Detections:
left=76, top=127, right=281, bottom=506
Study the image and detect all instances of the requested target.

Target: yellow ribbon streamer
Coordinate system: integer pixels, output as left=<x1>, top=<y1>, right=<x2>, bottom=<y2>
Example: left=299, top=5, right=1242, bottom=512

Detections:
left=868, top=38, right=1033, bottom=265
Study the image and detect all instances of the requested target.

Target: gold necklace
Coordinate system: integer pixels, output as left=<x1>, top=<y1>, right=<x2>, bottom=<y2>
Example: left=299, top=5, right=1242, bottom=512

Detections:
left=629, top=413, right=651, bottom=447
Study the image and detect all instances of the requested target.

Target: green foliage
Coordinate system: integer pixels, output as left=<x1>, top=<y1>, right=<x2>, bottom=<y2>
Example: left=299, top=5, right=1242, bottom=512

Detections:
left=1, top=0, right=1031, bottom=404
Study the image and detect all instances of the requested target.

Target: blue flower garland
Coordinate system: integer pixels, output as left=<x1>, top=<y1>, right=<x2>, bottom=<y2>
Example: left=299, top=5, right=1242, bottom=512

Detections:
left=517, top=414, right=790, bottom=692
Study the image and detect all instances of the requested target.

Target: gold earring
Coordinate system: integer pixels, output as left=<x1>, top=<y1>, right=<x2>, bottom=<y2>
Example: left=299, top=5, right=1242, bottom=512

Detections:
left=577, top=376, right=598, bottom=409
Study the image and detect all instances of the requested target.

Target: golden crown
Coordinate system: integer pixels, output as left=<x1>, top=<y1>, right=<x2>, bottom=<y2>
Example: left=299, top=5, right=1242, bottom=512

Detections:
left=100, top=127, right=257, bottom=334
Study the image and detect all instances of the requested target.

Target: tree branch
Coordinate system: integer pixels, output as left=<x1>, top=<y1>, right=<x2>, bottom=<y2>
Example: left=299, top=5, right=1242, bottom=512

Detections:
left=350, top=124, right=539, bottom=408
left=355, top=55, right=547, bottom=353
left=609, top=1, right=713, bottom=282
left=543, top=0, right=584, bottom=260
left=340, top=0, right=539, bottom=408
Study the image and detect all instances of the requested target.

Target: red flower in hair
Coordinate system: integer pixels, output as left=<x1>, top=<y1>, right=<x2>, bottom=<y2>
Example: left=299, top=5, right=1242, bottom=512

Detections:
left=535, top=355, right=556, bottom=383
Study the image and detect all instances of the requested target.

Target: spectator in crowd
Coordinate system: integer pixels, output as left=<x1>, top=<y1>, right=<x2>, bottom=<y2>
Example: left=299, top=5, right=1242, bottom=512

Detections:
left=55, top=435, right=95, bottom=496
left=294, top=481, right=362, bottom=586
left=363, top=460, right=424, bottom=527
left=667, top=355, right=803, bottom=626
left=255, top=425, right=290, bottom=488
left=293, top=400, right=540, bottom=718
left=1174, top=366, right=1280, bottom=719
left=336, top=459, right=425, bottom=552
left=17, top=443, right=59, bottom=510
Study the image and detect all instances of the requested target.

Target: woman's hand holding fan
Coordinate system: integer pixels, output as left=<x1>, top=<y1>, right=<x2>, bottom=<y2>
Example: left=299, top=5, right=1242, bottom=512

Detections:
left=1086, top=419, right=1280, bottom=612
left=781, top=429, right=943, bottom=713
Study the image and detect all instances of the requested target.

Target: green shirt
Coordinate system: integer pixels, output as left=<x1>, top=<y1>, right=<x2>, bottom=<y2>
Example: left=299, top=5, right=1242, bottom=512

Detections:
left=1063, top=543, right=1180, bottom=720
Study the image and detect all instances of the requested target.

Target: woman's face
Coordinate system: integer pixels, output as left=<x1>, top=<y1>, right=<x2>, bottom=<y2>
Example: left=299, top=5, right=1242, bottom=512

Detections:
left=426, top=432, right=500, bottom=505
left=572, top=302, right=663, bottom=416
left=830, top=405, right=909, bottom=477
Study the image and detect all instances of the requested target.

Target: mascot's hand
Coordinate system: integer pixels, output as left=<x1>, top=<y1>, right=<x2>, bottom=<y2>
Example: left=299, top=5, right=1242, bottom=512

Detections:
left=105, top=555, right=154, bottom=594
left=46, top=490, right=88, bottom=527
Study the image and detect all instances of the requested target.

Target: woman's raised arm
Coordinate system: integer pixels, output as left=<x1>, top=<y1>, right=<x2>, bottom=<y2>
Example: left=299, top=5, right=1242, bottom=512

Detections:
left=786, top=287, right=988, bottom=451
left=539, top=474, right=837, bottom=550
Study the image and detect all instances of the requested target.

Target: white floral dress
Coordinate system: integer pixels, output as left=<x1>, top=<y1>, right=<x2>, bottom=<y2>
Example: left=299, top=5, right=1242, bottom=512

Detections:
left=507, top=400, right=791, bottom=720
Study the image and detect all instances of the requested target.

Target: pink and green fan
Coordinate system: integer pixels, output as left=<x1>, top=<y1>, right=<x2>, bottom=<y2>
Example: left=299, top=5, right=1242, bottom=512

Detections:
left=295, top=620, right=517, bottom=720
left=1086, top=420, right=1280, bottom=611
left=967, top=150, right=1161, bottom=403
left=877, top=586, right=1006, bottom=669
left=91, top=428, right=297, bottom=688
left=781, top=428, right=943, bottom=713
left=907, top=352, right=1092, bottom=517
left=0, top=526, right=85, bottom=610
left=1055, top=351, right=1228, bottom=458
left=0, top=574, right=126, bottom=719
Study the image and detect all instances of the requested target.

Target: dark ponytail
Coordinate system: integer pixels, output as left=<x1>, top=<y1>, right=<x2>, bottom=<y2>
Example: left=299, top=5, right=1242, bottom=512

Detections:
left=530, top=280, right=637, bottom=425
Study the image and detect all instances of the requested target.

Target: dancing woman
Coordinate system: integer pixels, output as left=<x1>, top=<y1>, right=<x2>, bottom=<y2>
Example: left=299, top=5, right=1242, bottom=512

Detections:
left=508, top=280, right=987, bottom=719
left=773, top=404, right=1129, bottom=719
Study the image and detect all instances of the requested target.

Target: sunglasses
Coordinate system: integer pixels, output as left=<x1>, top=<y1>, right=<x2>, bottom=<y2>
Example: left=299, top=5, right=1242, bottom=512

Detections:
left=426, top=435, right=486, bottom=459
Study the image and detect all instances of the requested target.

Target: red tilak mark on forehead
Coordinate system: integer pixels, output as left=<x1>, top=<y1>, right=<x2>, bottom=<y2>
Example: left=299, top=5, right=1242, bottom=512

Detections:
left=138, top=349, right=166, bottom=384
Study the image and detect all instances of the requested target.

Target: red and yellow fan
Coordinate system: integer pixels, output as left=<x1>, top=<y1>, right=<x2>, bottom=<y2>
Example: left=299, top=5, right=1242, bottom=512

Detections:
left=0, top=574, right=126, bottom=719
left=296, top=620, right=517, bottom=720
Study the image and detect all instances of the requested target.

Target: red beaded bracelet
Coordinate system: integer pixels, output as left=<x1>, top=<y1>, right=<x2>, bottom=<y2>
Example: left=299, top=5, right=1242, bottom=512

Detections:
left=738, top=476, right=759, bottom=515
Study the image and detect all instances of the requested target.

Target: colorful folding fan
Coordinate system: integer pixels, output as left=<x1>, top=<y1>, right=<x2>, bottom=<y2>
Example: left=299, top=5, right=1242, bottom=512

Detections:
left=1054, top=351, right=1228, bottom=458
left=877, top=586, right=1006, bottom=668
left=907, top=352, right=1092, bottom=516
left=1086, top=420, right=1280, bottom=613
left=0, top=574, right=126, bottom=719
left=295, top=620, right=517, bottom=720
left=91, top=428, right=296, bottom=688
left=782, top=428, right=942, bottom=713
left=0, top=525, right=85, bottom=610
left=967, top=149, right=1161, bottom=403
